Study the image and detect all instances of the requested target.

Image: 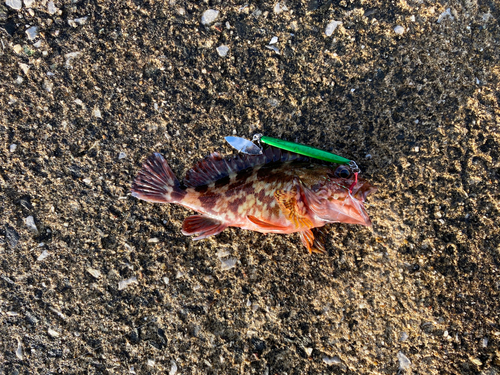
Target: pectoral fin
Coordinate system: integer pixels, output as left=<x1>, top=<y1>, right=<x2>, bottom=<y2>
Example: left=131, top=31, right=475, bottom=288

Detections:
left=182, top=215, right=227, bottom=240
left=299, top=229, right=326, bottom=254
left=274, top=183, right=313, bottom=230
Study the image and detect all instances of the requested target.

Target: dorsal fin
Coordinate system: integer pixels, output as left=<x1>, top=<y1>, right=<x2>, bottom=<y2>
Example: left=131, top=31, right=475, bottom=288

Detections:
left=183, top=146, right=308, bottom=187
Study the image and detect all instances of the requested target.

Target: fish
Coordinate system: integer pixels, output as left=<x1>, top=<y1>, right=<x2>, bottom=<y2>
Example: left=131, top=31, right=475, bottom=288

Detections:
left=131, top=146, right=376, bottom=254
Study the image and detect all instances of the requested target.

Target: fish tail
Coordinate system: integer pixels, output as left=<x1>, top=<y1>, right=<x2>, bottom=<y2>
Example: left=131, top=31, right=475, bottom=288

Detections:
left=131, top=153, right=185, bottom=203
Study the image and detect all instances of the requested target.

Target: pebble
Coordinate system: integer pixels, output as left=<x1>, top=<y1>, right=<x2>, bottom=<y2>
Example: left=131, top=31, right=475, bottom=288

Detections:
left=68, top=17, right=88, bottom=27
left=169, top=360, right=178, bottom=375
left=400, top=331, right=409, bottom=341
left=325, top=21, right=342, bottom=36
left=16, top=339, right=23, bottom=360
left=323, top=355, right=342, bottom=365
left=147, top=359, right=155, bottom=367
left=482, top=337, right=488, bottom=347
left=216, top=45, right=229, bottom=57
left=397, top=351, right=411, bottom=370
left=65, top=51, right=82, bottom=69
left=47, top=0, right=58, bottom=15
left=92, top=107, right=102, bottom=118
left=118, top=152, right=127, bottom=160
left=37, top=250, right=50, bottom=261
left=48, top=328, right=60, bottom=337
left=6, top=0, right=22, bottom=10
left=25, top=216, right=38, bottom=234
left=201, top=9, right=219, bottom=25
left=220, top=258, right=237, bottom=270
left=269, top=36, right=278, bottom=45
left=437, top=8, right=454, bottom=23
left=86, top=268, right=101, bottom=279
left=274, top=2, right=288, bottom=14
left=5, top=226, right=20, bottom=248
left=23, top=0, right=34, bottom=7
left=26, top=26, right=38, bottom=40
left=10, top=144, right=17, bottom=152
left=19, top=63, right=30, bottom=75
left=13, top=44, right=23, bottom=54
left=394, top=25, right=405, bottom=35
left=118, top=276, right=138, bottom=290
left=147, top=237, right=159, bottom=243
left=304, top=347, right=313, bottom=356
left=265, top=45, right=280, bottom=54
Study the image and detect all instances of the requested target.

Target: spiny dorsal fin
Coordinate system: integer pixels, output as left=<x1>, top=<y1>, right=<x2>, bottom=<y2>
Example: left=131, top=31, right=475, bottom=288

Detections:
left=183, top=146, right=308, bottom=187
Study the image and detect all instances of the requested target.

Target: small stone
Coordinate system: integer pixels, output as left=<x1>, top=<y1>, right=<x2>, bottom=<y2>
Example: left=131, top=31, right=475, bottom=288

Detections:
left=169, top=360, right=178, bottom=375
left=147, top=237, right=159, bottom=243
left=147, top=359, right=155, bottom=367
left=269, top=36, right=278, bottom=44
left=43, top=79, right=53, bottom=92
left=220, top=258, right=237, bottom=270
left=87, top=268, right=101, bottom=279
left=6, top=0, right=22, bottom=10
left=400, top=331, right=409, bottom=341
left=201, top=9, right=219, bottom=25
left=118, top=152, right=126, bottom=160
left=394, top=25, right=405, bottom=35
left=482, top=337, right=488, bottom=347
left=16, top=339, right=23, bottom=360
left=26, top=26, right=38, bottom=40
left=10, top=144, right=17, bottom=152
left=325, top=20, right=342, bottom=36
left=48, top=328, right=60, bottom=337
left=37, top=250, right=50, bottom=261
left=397, top=351, right=411, bottom=370
left=437, top=8, right=454, bottom=23
left=470, top=357, right=482, bottom=366
left=23, top=0, right=34, bottom=7
left=118, top=276, right=138, bottom=290
left=323, top=355, right=342, bottom=365
left=47, top=0, right=58, bottom=15
left=75, top=17, right=87, bottom=25
left=13, top=44, right=23, bottom=54
left=216, top=45, right=229, bottom=57
left=304, top=347, right=313, bottom=356
left=265, top=45, right=280, bottom=54
left=65, top=51, right=82, bottom=68
left=92, top=107, right=102, bottom=118
left=19, top=63, right=30, bottom=75
left=252, top=8, right=262, bottom=18
left=25, top=216, right=38, bottom=234
left=274, top=2, right=288, bottom=14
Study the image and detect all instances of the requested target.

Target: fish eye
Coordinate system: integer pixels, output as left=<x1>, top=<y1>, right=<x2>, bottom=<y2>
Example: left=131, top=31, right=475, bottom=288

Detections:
left=334, top=166, right=351, bottom=179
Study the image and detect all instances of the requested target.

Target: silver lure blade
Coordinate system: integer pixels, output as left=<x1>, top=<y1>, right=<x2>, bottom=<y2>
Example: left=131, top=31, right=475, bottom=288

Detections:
left=225, top=136, right=263, bottom=155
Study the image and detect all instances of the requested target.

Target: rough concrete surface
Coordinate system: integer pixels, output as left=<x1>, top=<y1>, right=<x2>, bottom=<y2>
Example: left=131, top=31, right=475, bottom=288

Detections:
left=1, top=0, right=499, bottom=374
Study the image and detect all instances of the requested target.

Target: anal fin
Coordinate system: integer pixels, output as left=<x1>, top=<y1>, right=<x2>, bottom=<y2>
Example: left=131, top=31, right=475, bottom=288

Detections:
left=182, top=215, right=227, bottom=240
left=299, top=229, right=326, bottom=255
left=247, top=215, right=288, bottom=231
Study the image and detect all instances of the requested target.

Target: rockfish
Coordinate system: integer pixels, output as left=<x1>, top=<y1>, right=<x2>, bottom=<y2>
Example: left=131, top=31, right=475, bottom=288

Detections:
left=131, top=147, right=376, bottom=254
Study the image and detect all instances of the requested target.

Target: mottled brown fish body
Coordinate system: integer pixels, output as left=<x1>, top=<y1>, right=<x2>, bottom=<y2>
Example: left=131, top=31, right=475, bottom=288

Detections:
left=131, top=147, right=376, bottom=254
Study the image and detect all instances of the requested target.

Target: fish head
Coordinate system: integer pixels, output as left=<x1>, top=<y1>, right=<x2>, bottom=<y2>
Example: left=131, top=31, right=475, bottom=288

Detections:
left=306, top=164, right=377, bottom=226
left=325, top=164, right=377, bottom=201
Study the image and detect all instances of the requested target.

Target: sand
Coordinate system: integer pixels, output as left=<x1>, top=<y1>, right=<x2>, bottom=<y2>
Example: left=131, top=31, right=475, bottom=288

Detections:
left=1, top=0, right=499, bottom=373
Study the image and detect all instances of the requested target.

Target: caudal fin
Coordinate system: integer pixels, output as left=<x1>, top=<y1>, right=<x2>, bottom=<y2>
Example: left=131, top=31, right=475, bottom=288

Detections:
left=131, top=153, right=185, bottom=203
